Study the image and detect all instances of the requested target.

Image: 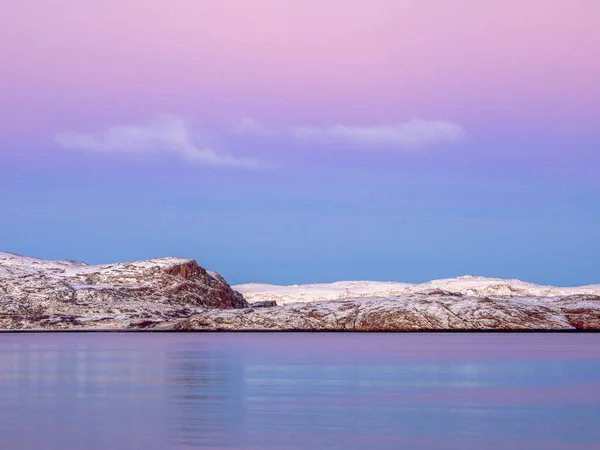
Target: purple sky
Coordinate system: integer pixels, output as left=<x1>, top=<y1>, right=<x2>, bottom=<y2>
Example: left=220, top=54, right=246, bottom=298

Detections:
left=1, top=1, right=599, bottom=284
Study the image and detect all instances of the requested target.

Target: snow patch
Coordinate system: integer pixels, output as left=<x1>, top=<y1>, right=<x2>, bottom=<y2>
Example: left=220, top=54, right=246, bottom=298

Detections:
left=234, top=277, right=600, bottom=305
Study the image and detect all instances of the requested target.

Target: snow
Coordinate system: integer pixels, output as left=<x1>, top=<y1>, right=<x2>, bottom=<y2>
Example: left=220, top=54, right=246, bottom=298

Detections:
left=235, top=276, right=600, bottom=305
left=0, top=252, right=200, bottom=299
left=179, top=293, right=586, bottom=331
left=0, top=252, right=192, bottom=277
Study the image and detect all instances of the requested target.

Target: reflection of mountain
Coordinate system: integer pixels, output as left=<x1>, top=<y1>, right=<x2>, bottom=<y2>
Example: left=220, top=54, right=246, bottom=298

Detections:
left=3, top=334, right=600, bottom=449
left=164, top=346, right=248, bottom=448
left=0, top=335, right=173, bottom=449
left=158, top=333, right=600, bottom=449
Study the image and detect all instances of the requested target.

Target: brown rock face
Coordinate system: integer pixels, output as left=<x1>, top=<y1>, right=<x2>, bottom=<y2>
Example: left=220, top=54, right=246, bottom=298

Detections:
left=561, top=296, right=600, bottom=330
left=165, top=260, right=206, bottom=279
left=564, top=309, right=600, bottom=330
left=163, top=260, right=247, bottom=308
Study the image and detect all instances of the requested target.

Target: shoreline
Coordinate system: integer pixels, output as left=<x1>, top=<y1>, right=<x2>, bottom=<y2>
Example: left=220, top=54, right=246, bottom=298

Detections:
left=2, top=328, right=600, bottom=333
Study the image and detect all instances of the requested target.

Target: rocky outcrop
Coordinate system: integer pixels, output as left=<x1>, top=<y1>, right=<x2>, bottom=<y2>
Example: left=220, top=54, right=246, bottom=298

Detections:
left=560, top=296, right=600, bottom=329
left=249, top=300, right=278, bottom=308
left=0, top=252, right=247, bottom=330
left=173, top=294, right=600, bottom=331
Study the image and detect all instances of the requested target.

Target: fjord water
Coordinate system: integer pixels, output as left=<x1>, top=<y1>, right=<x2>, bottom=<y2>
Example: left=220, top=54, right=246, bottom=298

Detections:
left=1, top=333, right=599, bottom=449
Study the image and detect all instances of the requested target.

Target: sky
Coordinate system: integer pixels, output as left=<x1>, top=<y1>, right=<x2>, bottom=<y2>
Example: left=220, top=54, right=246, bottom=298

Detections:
left=1, top=0, right=599, bottom=285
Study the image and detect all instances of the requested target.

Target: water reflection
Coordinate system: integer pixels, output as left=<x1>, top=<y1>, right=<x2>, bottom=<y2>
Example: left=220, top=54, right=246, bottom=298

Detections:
left=0, top=333, right=599, bottom=449
left=165, top=347, right=243, bottom=448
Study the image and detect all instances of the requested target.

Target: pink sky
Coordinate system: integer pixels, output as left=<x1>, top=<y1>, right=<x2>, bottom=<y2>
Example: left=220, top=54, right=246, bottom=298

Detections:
left=1, top=0, right=599, bottom=134
left=1, top=2, right=600, bottom=287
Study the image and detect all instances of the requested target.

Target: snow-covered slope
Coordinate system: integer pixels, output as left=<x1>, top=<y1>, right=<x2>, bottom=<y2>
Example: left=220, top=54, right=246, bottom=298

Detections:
left=177, top=294, right=595, bottom=331
left=235, top=276, right=600, bottom=305
left=0, top=252, right=247, bottom=330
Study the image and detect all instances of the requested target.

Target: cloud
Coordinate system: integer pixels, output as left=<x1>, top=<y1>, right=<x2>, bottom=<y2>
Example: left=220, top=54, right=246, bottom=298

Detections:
left=238, top=118, right=465, bottom=149
left=291, top=119, right=465, bottom=148
left=55, top=115, right=259, bottom=169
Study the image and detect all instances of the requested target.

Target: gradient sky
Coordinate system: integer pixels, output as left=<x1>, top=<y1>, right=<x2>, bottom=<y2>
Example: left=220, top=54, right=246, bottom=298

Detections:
left=1, top=0, right=599, bottom=285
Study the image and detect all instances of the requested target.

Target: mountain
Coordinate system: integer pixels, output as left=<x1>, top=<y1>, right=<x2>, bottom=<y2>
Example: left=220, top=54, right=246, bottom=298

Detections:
left=1, top=253, right=599, bottom=331
left=234, top=276, right=600, bottom=304
left=0, top=252, right=247, bottom=330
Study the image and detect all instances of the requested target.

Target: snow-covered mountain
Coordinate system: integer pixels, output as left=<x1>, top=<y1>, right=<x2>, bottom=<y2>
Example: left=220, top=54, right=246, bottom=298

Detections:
left=1, top=252, right=599, bottom=331
left=235, top=276, right=600, bottom=305
left=0, top=252, right=246, bottom=330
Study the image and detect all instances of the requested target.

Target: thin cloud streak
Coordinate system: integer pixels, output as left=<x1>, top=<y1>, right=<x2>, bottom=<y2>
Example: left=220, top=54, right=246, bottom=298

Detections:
left=55, top=115, right=259, bottom=169
left=291, top=120, right=465, bottom=148
left=239, top=118, right=465, bottom=149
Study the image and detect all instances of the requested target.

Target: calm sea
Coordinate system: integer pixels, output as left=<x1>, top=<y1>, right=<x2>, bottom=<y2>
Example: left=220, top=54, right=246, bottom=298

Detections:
left=0, top=332, right=599, bottom=449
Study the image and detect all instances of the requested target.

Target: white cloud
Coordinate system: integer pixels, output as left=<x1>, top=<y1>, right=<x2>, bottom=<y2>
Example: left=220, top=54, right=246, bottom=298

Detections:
left=291, top=119, right=465, bottom=148
left=238, top=118, right=465, bottom=149
left=55, top=115, right=259, bottom=169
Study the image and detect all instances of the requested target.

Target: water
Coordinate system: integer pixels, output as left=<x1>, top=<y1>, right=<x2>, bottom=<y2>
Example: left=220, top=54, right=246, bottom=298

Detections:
left=0, top=333, right=599, bottom=449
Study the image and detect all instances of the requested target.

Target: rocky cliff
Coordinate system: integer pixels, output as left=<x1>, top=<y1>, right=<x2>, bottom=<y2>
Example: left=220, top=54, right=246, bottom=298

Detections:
left=0, top=252, right=247, bottom=330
